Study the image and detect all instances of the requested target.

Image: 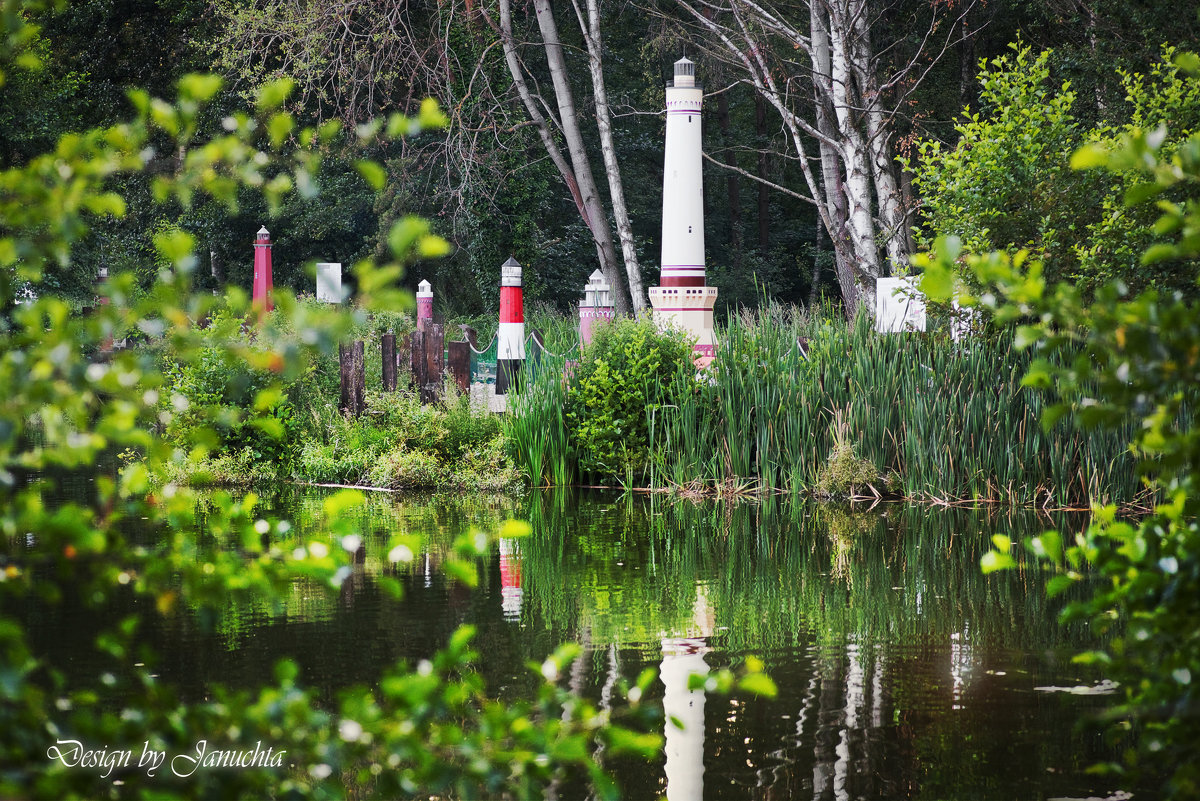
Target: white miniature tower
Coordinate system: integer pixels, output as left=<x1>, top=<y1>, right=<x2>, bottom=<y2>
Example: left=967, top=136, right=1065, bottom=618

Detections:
left=578, top=269, right=614, bottom=347
left=648, top=57, right=718, bottom=363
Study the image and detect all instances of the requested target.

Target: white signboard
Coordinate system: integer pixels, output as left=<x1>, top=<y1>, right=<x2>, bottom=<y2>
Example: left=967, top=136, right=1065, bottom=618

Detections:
left=316, top=262, right=342, bottom=303
left=875, top=276, right=926, bottom=333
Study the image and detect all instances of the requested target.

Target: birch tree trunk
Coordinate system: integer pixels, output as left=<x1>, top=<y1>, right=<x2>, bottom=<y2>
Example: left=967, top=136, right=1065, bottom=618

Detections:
left=811, top=1, right=856, bottom=313
left=573, top=0, right=646, bottom=310
left=828, top=0, right=880, bottom=317
left=850, top=3, right=908, bottom=273
left=532, top=0, right=631, bottom=315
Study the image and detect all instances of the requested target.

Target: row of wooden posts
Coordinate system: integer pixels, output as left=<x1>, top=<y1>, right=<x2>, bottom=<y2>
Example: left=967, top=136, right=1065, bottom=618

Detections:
left=338, top=323, right=472, bottom=416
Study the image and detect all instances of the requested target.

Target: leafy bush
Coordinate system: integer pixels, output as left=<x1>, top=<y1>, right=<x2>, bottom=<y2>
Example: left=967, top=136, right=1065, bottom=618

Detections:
left=369, top=447, right=444, bottom=488
left=909, top=43, right=1200, bottom=298
left=814, top=444, right=881, bottom=499
left=159, top=308, right=303, bottom=474
left=565, top=316, right=696, bottom=480
left=924, top=52, right=1200, bottom=792
left=295, top=389, right=504, bottom=489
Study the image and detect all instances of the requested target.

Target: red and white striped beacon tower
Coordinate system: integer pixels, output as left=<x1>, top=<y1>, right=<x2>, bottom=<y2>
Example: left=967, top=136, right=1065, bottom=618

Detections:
left=252, top=225, right=274, bottom=313
left=496, top=256, right=525, bottom=396
left=648, top=57, right=717, bottom=364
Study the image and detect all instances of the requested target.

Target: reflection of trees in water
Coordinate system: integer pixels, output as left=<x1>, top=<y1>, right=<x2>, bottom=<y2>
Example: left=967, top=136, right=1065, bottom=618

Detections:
left=518, top=493, right=1106, bottom=800
left=146, top=488, right=1108, bottom=800
left=520, top=493, right=1083, bottom=653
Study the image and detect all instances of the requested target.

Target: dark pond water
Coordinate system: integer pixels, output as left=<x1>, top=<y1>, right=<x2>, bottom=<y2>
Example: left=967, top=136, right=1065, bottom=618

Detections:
left=23, top=485, right=1127, bottom=800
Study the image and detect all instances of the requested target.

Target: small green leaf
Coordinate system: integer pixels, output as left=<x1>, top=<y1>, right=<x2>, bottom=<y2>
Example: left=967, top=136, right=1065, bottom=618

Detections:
left=500, top=519, right=532, bottom=538
left=991, top=534, right=1012, bottom=554
left=275, top=659, right=299, bottom=684
left=1124, top=181, right=1166, bottom=206
left=267, top=112, right=294, bottom=147
left=257, top=77, right=295, bottom=111
left=1030, top=530, right=1063, bottom=565
left=355, top=160, right=386, bottom=191
left=388, top=216, right=431, bottom=259
left=738, top=672, right=778, bottom=698
left=1141, top=243, right=1178, bottom=265
left=442, top=559, right=479, bottom=588
left=1014, top=325, right=1042, bottom=349
left=417, top=97, right=449, bottom=129
left=417, top=235, right=452, bottom=259
left=980, top=550, right=1017, bottom=574
left=1046, top=575, right=1075, bottom=598
left=179, top=73, right=223, bottom=103
left=1070, top=142, right=1110, bottom=170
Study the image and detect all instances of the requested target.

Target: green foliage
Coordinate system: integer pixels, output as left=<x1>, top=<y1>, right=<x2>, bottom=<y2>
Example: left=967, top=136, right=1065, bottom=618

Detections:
left=911, top=45, right=1086, bottom=268
left=296, top=389, right=512, bottom=491
left=813, top=417, right=881, bottom=499
left=929, top=52, right=1200, bottom=796
left=0, top=36, right=657, bottom=801
left=565, top=316, right=696, bottom=481
left=910, top=43, right=1200, bottom=298
left=159, top=307, right=303, bottom=476
left=506, top=302, right=1139, bottom=505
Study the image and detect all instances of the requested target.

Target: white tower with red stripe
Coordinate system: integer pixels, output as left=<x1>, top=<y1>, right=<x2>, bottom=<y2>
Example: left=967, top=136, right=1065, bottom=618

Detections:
left=496, top=256, right=525, bottom=395
left=649, top=57, right=718, bottom=362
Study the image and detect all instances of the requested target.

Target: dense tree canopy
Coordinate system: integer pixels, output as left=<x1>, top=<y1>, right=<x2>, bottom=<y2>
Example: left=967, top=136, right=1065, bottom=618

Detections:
left=4, top=0, right=1197, bottom=314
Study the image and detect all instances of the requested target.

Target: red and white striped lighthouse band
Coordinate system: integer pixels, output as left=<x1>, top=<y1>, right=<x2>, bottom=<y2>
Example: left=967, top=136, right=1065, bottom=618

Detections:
left=660, top=266, right=706, bottom=287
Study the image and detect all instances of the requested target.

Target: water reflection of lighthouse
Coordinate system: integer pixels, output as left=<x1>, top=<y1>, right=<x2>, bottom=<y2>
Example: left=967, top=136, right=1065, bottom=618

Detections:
left=661, top=587, right=715, bottom=801
left=498, top=538, right=523, bottom=621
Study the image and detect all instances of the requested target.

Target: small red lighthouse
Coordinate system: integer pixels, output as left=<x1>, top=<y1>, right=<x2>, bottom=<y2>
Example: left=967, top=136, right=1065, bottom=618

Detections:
left=252, top=225, right=274, bottom=313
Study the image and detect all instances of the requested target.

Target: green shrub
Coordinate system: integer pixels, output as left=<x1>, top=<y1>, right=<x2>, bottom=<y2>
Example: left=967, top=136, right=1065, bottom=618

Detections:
left=566, top=316, right=696, bottom=480
left=814, top=442, right=881, bottom=498
left=370, top=448, right=445, bottom=488
left=159, top=308, right=302, bottom=473
left=909, top=43, right=1200, bottom=299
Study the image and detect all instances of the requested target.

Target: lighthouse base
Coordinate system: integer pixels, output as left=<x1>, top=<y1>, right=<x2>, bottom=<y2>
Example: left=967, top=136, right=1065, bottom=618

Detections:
left=648, top=286, right=718, bottom=365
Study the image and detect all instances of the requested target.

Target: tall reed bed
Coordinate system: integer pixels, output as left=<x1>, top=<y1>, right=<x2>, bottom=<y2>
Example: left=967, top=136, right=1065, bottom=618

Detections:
left=506, top=305, right=1143, bottom=507
left=504, top=352, right=575, bottom=487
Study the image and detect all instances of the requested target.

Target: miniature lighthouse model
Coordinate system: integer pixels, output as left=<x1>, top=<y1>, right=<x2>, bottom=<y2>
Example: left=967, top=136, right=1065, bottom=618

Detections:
left=648, top=57, right=718, bottom=360
left=416, top=279, right=434, bottom=329
left=496, top=257, right=526, bottom=396
left=252, top=225, right=274, bottom=313
left=578, top=269, right=614, bottom=347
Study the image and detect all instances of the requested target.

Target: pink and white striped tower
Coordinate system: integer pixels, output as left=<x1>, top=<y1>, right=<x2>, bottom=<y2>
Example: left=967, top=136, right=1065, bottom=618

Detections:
left=578, top=269, right=614, bottom=347
left=416, top=279, right=434, bottom=329
left=252, top=225, right=274, bottom=313
left=496, top=256, right=525, bottom=396
left=648, top=57, right=718, bottom=363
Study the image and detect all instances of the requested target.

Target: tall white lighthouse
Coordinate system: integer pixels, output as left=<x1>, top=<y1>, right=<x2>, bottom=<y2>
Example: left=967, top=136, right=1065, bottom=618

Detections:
left=649, top=57, right=718, bottom=363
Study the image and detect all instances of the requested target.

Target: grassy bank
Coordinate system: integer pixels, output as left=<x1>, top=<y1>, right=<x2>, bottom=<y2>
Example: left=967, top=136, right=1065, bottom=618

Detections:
left=156, top=296, right=518, bottom=491
left=505, top=306, right=1144, bottom=509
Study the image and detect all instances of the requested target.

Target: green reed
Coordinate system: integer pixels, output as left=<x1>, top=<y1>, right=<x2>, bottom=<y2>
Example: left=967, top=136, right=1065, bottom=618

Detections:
left=503, top=353, right=576, bottom=488
left=507, top=304, right=1143, bottom=507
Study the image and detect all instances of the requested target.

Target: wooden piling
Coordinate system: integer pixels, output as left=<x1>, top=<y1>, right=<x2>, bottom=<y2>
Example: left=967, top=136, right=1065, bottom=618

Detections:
left=448, top=341, right=470, bottom=394
left=339, top=343, right=353, bottom=415
left=340, top=341, right=366, bottom=416
left=382, top=330, right=397, bottom=391
left=354, top=340, right=365, bottom=415
left=423, top=324, right=445, bottom=404
left=410, top=330, right=427, bottom=395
